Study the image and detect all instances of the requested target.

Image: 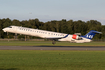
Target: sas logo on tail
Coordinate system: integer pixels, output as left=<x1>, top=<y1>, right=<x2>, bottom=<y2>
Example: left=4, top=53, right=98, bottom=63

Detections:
left=86, top=35, right=93, bottom=38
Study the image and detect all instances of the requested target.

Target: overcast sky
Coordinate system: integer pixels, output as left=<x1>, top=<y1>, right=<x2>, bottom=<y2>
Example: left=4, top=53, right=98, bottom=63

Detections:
left=0, top=0, right=105, bottom=25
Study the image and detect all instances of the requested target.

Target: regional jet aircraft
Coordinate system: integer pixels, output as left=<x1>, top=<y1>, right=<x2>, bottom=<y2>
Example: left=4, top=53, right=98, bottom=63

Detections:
left=2, top=26, right=101, bottom=44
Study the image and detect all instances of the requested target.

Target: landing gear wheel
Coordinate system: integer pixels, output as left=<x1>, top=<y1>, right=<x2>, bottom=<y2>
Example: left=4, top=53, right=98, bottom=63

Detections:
left=15, top=33, right=17, bottom=39
left=52, top=40, right=56, bottom=45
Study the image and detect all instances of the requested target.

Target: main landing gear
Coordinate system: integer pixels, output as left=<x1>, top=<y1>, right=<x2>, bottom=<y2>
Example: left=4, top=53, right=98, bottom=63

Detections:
left=52, top=40, right=56, bottom=45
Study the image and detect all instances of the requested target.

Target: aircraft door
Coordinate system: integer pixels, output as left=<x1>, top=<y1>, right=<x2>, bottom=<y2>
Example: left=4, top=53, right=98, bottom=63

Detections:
left=11, top=26, right=17, bottom=33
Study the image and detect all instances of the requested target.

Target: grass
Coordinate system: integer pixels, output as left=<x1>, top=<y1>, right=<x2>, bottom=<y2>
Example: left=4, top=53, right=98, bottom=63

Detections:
left=0, top=41, right=105, bottom=70
left=0, top=40, right=105, bottom=46
left=0, top=50, right=105, bottom=70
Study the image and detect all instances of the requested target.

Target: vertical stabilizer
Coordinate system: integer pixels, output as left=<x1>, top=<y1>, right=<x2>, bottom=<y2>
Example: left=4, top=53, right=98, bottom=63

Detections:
left=81, top=30, right=101, bottom=39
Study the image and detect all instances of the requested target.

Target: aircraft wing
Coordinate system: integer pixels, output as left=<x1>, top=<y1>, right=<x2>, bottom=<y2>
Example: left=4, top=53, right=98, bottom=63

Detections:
left=45, top=34, right=69, bottom=40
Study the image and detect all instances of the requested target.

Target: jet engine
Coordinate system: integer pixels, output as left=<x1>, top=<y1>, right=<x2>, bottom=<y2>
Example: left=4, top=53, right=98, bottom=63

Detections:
left=72, top=34, right=79, bottom=39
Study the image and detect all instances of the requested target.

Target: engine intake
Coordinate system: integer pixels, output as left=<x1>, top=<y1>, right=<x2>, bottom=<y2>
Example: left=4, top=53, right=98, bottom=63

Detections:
left=72, top=34, right=79, bottom=39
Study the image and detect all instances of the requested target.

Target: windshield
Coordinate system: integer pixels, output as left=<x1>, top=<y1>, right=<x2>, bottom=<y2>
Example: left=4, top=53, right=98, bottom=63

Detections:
left=7, top=26, right=12, bottom=28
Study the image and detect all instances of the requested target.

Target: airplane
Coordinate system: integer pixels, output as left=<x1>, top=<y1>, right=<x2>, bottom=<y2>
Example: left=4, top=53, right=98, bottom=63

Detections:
left=2, top=25, right=102, bottom=44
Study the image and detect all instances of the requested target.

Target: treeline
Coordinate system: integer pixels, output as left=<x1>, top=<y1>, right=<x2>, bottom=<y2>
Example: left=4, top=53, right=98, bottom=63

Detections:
left=0, top=18, right=105, bottom=39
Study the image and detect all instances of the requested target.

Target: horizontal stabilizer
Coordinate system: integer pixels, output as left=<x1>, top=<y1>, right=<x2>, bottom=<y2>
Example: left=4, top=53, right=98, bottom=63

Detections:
left=90, top=30, right=102, bottom=34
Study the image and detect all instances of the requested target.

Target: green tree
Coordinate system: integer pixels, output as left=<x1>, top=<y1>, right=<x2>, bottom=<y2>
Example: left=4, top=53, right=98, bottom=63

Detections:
left=12, top=19, right=20, bottom=26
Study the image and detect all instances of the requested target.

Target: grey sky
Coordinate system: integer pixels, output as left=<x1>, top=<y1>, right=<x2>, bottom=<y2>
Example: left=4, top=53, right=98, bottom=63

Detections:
left=0, top=0, right=105, bottom=25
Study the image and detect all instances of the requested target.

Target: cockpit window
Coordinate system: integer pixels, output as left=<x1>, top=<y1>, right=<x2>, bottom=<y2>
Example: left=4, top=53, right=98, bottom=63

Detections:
left=8, top=26, right=12, bottom=28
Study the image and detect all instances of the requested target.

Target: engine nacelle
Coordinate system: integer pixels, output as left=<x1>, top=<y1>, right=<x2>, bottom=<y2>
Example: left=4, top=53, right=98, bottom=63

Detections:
left=72, top=34, right=79, bottom=39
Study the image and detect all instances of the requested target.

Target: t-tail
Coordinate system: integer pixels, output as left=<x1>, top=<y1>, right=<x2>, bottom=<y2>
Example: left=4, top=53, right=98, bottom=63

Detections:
left=81, top=30, right=102, bottom=40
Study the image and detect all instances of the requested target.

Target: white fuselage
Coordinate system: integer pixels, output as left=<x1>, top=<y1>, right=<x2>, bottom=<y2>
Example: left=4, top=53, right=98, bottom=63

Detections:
left=2, top=26, right=91, bottom=43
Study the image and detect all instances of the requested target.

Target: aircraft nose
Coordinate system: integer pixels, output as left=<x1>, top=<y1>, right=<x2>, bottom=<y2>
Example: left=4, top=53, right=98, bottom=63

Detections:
left=2, top=28, right=6, bottom=32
